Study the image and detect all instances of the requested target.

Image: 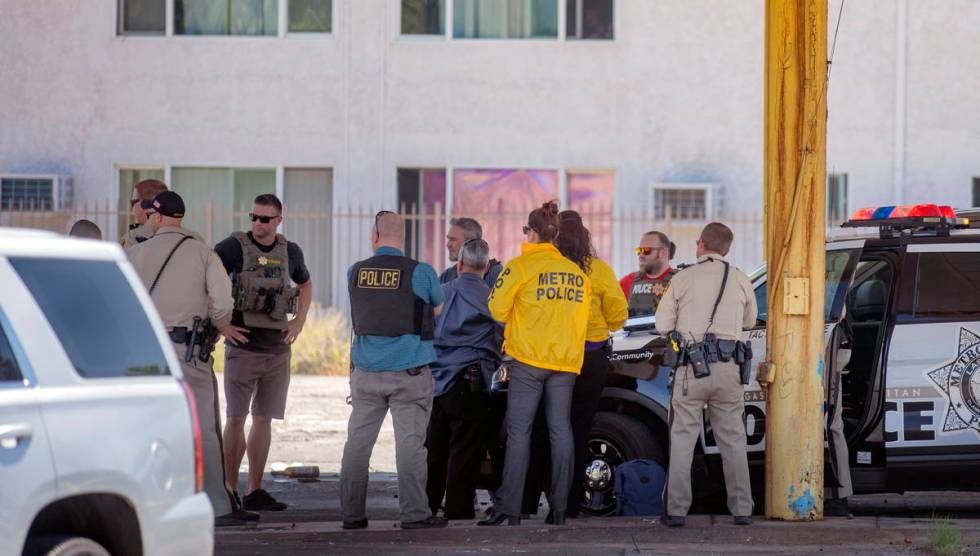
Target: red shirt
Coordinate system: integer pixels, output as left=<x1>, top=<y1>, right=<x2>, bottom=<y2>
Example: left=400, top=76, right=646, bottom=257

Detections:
left=619, top=268, right=674, bottom=299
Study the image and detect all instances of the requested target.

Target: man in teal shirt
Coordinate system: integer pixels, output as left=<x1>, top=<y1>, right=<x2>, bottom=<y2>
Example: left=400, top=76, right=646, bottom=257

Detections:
left=341, top=211, right=446, bottom=531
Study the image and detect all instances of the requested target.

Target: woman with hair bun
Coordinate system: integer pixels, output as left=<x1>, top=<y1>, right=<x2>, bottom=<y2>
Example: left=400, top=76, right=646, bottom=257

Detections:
left=555, top=210, right=628, bottom=518
left=479, top=201, right=591, bottom=527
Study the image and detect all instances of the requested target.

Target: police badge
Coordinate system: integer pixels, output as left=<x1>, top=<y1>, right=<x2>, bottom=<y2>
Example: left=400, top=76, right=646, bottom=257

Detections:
left=926, top=327, right=980, bottom=436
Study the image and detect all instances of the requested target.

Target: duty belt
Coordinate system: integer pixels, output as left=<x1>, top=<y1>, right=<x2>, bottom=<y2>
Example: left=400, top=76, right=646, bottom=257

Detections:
left=168, top=317, right=220, bottom=363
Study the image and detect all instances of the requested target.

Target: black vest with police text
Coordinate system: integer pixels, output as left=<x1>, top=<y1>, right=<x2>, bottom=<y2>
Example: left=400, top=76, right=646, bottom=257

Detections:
left=627, top=269, right=676, bottom=318
left=349, top=254, right=434, bottom=339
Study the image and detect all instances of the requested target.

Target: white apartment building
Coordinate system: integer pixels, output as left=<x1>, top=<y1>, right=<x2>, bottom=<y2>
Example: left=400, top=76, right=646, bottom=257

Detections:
left=1, top=0, right=979, bottom=307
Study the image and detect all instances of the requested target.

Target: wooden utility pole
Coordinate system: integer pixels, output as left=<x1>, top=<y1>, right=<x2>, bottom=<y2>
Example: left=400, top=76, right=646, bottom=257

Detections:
left=763, top=0, right=828, bottom=520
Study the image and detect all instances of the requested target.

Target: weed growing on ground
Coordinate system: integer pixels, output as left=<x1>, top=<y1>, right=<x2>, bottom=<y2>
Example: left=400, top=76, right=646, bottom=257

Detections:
left=928, top=517, right=962, bottom=556
left=211, top=304, right=351, bottom=375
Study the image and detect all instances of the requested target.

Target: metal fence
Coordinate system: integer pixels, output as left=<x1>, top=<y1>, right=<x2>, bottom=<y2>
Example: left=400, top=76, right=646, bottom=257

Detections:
left=2, top=200, right=768, bottom=311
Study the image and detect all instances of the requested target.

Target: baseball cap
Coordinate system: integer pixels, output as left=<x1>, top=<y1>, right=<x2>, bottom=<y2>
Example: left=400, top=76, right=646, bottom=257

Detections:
left=151, top=191, right=185, bottom=218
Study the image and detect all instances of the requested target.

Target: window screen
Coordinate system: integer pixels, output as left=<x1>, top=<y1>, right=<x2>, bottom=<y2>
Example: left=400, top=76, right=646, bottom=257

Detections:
left=10, top=259, right=170, bottom=378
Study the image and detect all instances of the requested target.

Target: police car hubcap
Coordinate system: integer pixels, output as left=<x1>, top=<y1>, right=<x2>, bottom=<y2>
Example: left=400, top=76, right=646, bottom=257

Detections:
left=585, top=459, right=612, bottom=489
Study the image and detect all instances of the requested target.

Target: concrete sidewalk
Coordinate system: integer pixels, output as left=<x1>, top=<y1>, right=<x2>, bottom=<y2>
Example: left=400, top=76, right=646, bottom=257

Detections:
left=216, top=513, right=980, bottom=555
left=215, top=473, right=980, bottom=554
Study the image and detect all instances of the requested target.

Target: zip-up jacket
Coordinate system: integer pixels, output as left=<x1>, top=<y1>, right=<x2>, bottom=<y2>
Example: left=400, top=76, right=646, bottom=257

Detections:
left=489, top=242, right=591, bottom=373
left=585, top=257, right=629, bottom=342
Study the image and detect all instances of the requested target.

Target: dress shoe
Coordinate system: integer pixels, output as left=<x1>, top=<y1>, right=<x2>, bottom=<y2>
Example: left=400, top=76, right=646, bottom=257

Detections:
left=733, top=515, right=752, bottom=525
left=545, top=510, right=566, bottom=525
left=401, top=516, right=449, bottom=529
left=343, top=518, right=368, bottom=530
left=661, top=515, right=685, bottom=527
left=478, top=511, right=520, bottom=526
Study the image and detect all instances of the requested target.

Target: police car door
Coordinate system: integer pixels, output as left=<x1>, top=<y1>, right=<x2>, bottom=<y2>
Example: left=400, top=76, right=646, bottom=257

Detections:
left=884, top=242, right=980, bottom=490
left=700, top=240, right=863, bottom=456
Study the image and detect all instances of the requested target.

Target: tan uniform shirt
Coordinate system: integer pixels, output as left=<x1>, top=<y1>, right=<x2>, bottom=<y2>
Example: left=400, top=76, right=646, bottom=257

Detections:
left=655, top=254, right=757, bottom=342
left=120, top=220, right=154, bottom=250
left=127, top=226, right=233, bottom=331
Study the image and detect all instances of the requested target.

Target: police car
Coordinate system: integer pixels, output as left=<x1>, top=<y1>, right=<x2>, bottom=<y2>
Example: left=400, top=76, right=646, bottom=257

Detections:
left=584, top=204, right=980, bottom=514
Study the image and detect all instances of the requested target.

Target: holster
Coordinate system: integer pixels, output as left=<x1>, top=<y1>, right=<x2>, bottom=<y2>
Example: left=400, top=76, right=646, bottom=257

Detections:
left=663, top=330, right=687, bottom=369
left=687, top=343, right=711, bottom=378
left=736, top=341, right=753, bottom=385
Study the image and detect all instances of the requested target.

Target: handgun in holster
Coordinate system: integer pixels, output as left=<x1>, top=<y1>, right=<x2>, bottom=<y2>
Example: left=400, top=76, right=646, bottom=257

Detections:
left=662, top=330, right=686, bottom=369
left=197, top=319, right=221, bottom=363
left=735, top=341, right=753, bottom=385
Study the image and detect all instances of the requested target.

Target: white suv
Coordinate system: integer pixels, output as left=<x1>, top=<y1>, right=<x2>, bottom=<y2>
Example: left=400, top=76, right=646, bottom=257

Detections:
left=0, top=229, right=213, bottom=556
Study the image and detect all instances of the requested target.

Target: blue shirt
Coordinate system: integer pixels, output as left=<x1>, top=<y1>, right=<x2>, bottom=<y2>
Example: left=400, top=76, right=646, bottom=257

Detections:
left=431, top=273, right=503, bottom=396
left=348, top=247, right=445, bottom=372
left=439, top=261, right=503, bottom=288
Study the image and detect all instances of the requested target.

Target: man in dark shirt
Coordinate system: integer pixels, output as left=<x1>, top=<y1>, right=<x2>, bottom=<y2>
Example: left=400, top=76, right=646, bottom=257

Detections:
left=438, top=217, right=503, bottom=286
left=426, top=239, right=503, bottom=519
left=214, top=194, right=313, bottom=513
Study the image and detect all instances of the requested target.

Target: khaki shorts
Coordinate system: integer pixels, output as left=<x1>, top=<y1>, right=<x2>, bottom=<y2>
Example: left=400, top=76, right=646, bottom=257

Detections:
left=224, top=346, right=291, bottom=420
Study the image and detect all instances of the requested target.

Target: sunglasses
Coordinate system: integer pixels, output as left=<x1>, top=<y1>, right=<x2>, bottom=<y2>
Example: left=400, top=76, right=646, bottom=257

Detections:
left=635, top=246, right=664, bottom=256
left=249, top=213, right=279, bottom=224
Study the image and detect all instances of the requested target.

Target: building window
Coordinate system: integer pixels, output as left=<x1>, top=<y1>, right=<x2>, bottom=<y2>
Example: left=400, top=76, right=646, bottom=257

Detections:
left=175, top=0, right=279, bottom=36
left=453, top=0, right=558, bottom=39
left=170, top=167, right=276, bottom=243
left=650, top=185, right=709, bottom=220
left=827, top=173, right=848, bottom=225
left=568, top=171, right=614, bottom=261
left=1, top=176, right=64, bottom=211
left=118, top=0, right=166, bottom=34
left=289, top=0, right=331, bottom=33
left=972, top=177, right=980, bottom=207
left=397, top=168, right=447, bottom=264
left=282, top=168, right=333, bottom=303
left=453, top=169, right=559, bottom=262
left=402, top=0, right=444, bottom=35
left=565, top=0, right=612, bottom=40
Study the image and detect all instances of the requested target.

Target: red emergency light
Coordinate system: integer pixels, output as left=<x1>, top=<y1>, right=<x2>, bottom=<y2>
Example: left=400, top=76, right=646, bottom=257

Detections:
left=843, top=203, right=968, bottom=237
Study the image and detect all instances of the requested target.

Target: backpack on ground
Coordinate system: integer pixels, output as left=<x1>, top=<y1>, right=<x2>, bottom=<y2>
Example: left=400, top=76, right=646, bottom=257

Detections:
left=613, top=459, right=666, bottom=516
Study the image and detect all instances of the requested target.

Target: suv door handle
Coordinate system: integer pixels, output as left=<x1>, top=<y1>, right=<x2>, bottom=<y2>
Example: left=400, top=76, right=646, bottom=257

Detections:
left=0, top=423, right=32, bottom=448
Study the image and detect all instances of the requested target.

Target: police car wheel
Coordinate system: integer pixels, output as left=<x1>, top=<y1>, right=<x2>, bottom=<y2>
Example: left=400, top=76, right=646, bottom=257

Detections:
left=24, top=536, right=110, bottom=556
left=582, top=412, right=666, bottom=517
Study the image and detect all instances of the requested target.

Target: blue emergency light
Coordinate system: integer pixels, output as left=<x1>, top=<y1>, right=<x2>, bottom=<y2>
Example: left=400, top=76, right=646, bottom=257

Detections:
left=842, top=203, right=970, bottom=237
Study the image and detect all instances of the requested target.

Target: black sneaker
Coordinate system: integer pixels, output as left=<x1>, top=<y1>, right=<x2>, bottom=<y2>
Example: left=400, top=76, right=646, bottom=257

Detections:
left=243, top=489, right=288, bottom=511
left=215, top=509, right=259, bottom=527
left=343, top=518, right=368, bottom=530
left=733, top=515, right=752, bottom=526
left=661, top=515, right=685, bottom=527
left=401, top=516, right=449, bottom=530
left=825, top=498, right=853, bottom=518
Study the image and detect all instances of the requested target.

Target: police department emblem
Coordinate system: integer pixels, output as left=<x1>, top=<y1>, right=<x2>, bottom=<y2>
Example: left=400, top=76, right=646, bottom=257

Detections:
left=926, top=328, right=980, bottom=435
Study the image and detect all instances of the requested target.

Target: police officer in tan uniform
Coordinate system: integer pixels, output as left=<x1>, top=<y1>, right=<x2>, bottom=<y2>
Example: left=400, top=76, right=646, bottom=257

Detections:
left=655, top=222, right=757, bottom=527
left=121, top=178, right=168, bottom=248
left=127, top=190, right=257, bottom=528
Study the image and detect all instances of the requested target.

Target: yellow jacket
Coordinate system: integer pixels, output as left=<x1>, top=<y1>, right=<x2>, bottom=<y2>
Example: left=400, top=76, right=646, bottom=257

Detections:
left=489, top=242, right=591, bottom=374
left=585, top=258, right=629, bottom=342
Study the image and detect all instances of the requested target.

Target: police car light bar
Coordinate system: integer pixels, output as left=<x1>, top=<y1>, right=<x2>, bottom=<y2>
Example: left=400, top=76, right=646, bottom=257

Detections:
left=842, top=203, right=969, bottom=235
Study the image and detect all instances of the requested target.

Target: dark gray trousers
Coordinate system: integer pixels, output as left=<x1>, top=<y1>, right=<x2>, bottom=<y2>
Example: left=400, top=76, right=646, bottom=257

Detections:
left=494, top=361, right=575, bottom=516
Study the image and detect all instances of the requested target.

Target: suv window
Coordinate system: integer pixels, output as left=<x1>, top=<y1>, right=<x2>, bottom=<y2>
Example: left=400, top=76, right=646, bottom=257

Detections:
left=913, top=252, right=980, bottom=320
left=9, top=258, right=170, bottom=378
left=0, top=322, right=23, bottom=382
left=754, top=250, right=856, bottom=325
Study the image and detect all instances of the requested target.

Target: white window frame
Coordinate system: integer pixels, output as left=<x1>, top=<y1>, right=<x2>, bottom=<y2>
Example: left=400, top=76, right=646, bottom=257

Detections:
left=648, top=182, right=715, bottom=221
left=116, top=0, right=336, bottom=39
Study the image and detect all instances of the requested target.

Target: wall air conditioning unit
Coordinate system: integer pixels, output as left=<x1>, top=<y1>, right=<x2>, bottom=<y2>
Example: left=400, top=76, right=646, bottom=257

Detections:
left=649, top=182, right=717, bottom=221
left=0, top=175, right=74, bottom=211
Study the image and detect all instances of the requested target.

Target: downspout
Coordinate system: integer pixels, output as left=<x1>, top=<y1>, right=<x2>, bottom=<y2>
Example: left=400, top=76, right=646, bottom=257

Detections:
left=893, top=0, right=908, bottom=204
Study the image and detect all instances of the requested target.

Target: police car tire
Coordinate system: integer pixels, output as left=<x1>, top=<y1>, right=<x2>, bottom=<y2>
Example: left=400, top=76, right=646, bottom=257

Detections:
left=590, top=411, right=666, bottom=467
left=23, top=536, right=110, bottom=556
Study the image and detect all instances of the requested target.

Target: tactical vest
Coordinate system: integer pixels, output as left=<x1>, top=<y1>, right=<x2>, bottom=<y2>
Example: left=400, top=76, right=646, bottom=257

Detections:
left=231, top=232, right=299, bottom=330
left=627, top=269, right=676, bottom=318
left=349, top=254, right=434, bottom=339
